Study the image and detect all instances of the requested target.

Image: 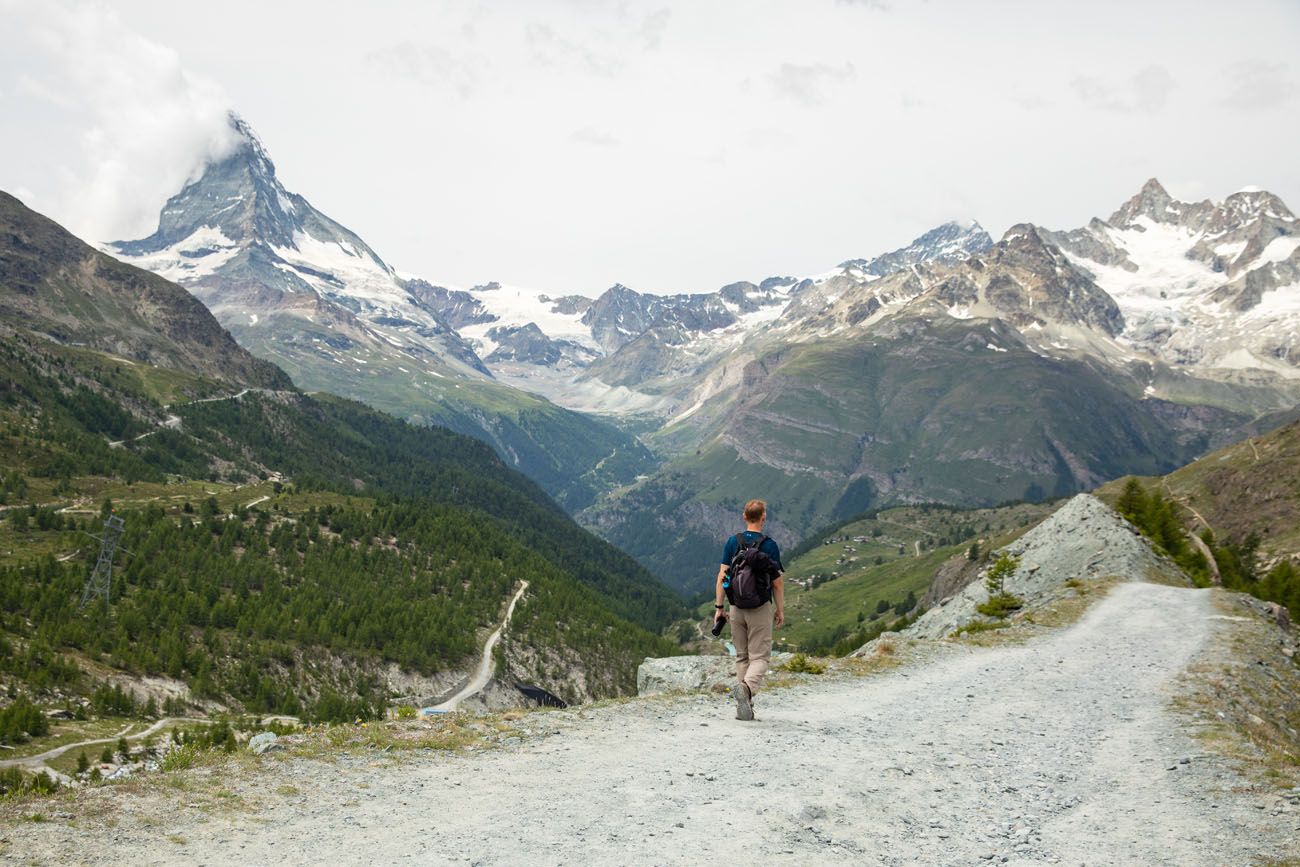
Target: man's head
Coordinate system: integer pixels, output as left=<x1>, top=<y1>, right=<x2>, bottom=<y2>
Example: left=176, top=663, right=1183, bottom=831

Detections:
left=743, top=499, right=766, bottom=526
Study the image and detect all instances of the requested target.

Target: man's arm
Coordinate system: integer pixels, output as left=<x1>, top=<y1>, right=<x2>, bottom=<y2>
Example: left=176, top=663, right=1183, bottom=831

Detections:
left=714, top=564, right=728, bottom=621
left=772, top=575, right=785, bottom=627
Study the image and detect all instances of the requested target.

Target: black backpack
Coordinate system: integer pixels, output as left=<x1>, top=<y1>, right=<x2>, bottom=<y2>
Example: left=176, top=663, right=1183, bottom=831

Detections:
left=726, top=533, right=774, bottom=609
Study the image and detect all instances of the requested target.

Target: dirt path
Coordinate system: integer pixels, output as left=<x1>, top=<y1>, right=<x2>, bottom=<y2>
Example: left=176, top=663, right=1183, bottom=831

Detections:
left=6, top=582, right=1292, bottom=865
left=429, top=581, right=529, bottom=712
left=0, top=717, right=209, bottom=774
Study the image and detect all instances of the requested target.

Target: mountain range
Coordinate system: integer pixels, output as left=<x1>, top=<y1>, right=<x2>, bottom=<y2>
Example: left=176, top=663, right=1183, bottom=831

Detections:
left=108, top=115, right=652, bottom=512
left=105, top=115, right=1300, bottom=594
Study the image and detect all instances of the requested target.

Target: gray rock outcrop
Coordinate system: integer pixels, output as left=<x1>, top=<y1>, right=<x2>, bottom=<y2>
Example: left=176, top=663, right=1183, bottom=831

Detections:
left=886, top=494, right=1177, bottom=643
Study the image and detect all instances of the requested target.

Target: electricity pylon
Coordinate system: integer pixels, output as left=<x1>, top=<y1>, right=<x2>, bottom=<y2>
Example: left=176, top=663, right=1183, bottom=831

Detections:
left=80, top=513, right=126, bottom=613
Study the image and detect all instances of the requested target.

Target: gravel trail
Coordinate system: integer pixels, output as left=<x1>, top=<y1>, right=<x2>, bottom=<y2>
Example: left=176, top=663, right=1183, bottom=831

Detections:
left=6, top=582, right=1291, bottom=865
left=430, top=581, right=529, bottom=712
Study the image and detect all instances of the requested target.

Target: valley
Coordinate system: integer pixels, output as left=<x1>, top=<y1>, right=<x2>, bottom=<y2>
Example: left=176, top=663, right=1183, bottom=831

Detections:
left=4, top=6, right=1300, bottom=862
left=88, top=116, right=1300, bottom=596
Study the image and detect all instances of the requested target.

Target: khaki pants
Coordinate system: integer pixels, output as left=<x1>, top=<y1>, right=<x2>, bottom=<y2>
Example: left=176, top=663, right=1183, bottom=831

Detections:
left=731, top=602, right=774, bottom=695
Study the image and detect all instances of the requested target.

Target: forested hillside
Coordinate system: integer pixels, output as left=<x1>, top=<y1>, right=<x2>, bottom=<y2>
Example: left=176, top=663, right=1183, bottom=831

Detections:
left=0, top=327, right=685, bottom=723
left=1095, top=420, right=1300, bottom=617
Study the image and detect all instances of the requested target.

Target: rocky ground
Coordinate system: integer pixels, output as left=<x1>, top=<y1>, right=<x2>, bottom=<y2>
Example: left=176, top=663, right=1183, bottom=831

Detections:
left=3, top=580, right=1296, bottom=865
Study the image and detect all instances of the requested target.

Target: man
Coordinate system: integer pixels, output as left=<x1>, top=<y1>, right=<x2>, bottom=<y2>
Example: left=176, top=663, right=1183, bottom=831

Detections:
left=713, top=499, right=785, bottom=721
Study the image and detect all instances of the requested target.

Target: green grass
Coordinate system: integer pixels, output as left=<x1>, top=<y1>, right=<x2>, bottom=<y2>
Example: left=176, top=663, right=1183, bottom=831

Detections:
left=778, top=546, right=955, bottom=652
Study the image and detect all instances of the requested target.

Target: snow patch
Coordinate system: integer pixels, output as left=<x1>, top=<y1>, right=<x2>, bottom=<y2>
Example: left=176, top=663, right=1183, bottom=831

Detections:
left=113, top=226, right=241, bottom=283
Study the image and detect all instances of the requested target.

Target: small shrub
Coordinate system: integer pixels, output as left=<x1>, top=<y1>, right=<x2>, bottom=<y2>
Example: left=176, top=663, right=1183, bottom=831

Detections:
left=781, top=653, right=827, bottom=675
left=394, top=705, right=418, bottom=720
left=160, top=744, right=200, bottom=772
left=976, top=593, right=1024, bottom=618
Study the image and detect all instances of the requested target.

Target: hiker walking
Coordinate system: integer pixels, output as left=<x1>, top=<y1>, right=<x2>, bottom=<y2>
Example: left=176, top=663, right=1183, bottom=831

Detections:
left=713, top=499, right=785, bottom=721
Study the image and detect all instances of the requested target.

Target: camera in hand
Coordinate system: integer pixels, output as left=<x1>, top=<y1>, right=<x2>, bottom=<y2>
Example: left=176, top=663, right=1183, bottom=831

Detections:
left=711, top=614, right=726, bottom=637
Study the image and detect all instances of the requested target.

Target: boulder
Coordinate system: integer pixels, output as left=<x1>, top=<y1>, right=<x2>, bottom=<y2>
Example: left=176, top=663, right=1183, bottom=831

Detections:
left=1266, top=601, right=1291, bottom=632
left=637, top=653, right=794, bottom=696
left=638, top=656, right=735, bottom=695
left=248, top=731, right=280, bottom=755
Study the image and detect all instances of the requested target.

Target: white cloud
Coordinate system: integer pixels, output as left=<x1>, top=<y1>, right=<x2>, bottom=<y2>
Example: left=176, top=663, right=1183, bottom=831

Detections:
left=640, top=8, right=671, bottom=50
left=769, top=61, right=855, bottom=106
left=1222, top=60, right=1296, bottom=111
left=571, top=127, right=621, bottom=148
left=364, top=41, right=485, bottom=98
left=525, top=21, right=623, bottom=77
left=1071, top=65, right=1175, bottom=114
left=0, top=0, right=238, bottom=242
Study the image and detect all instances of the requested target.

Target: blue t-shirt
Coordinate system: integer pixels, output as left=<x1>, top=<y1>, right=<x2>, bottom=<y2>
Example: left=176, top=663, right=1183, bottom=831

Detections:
left=721, top=531, right=783, bottom=574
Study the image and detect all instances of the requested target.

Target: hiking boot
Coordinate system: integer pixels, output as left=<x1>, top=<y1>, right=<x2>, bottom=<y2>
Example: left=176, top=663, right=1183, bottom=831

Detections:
left=732, top=682, right=754, bottom=721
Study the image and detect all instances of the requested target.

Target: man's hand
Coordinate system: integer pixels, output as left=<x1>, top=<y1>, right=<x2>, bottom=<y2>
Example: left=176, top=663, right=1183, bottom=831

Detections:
left=774, top=607, right=785, bottom=628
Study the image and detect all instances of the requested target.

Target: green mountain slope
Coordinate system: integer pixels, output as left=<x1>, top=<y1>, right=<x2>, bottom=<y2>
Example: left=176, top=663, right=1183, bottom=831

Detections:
left=0, top=338, right=683, bottom=714
left=1095, top=418, right=1300, bottom=613
left=591, top=318, right=1245, bottom=594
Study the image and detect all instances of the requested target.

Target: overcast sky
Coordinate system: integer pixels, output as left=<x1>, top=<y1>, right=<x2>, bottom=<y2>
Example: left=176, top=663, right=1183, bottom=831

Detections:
left=3, top=0, right=1299, bottom=294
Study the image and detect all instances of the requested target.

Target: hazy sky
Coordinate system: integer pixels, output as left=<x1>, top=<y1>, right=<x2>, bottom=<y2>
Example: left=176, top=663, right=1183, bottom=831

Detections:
left=3, top=0, right=1299, bottom=294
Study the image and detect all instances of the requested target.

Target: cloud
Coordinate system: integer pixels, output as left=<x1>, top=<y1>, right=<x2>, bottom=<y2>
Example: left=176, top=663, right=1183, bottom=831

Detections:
left=570, top=127, right=620, bottom=148
left=1071, top=65, right=1174, bottom=114
left=525, top=21, right=623, bottom=77
left=364, top=42, right=484, bottom=98
left=769, top=61, right=855, bottom=106
left=3, top=1, right=240, bottom=241
left=1221, top=60, right=1296, bottom=111
left=640, top=8, right=671, bottom=51
left=836, top=0, right=890, bottom=8
left=1011, top=93, right=1051, bottom=112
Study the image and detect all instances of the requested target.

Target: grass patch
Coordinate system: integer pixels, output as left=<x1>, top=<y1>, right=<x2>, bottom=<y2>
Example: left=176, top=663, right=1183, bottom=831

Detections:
left=1172, top=590, right=1300, bottom=795
left=951, top=619, right=1010, bottom=638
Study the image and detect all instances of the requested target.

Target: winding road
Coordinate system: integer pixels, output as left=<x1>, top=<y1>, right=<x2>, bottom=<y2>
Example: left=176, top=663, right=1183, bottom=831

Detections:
left=427, top=580, right=529, bottom=712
